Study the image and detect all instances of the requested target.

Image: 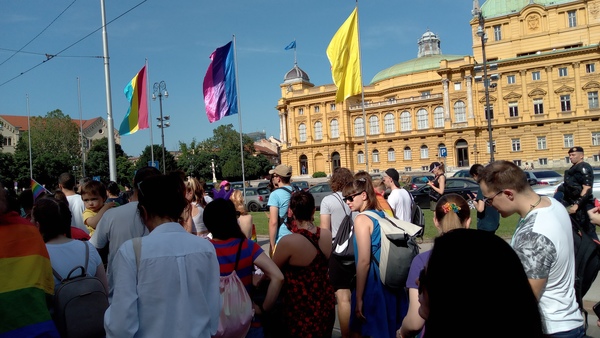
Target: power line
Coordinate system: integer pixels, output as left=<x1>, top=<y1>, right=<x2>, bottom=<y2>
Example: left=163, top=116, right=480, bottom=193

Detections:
left=0, top=47, right=102, bottom=59
left=0, top=0, right=148, bottom=88
left=0, top=0, right=78, bottom=67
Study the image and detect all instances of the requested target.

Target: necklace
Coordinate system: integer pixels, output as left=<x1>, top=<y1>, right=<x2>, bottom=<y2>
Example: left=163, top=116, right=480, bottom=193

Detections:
left=519, top=195, right=543, bottom=225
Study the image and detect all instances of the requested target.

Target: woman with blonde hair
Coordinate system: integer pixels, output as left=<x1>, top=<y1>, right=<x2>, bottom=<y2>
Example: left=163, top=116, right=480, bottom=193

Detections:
left=397, top=193, right=470, bottom=338
left=184, top=177, right=209, bottom=236
left=230, top=189, right=256, bottom=242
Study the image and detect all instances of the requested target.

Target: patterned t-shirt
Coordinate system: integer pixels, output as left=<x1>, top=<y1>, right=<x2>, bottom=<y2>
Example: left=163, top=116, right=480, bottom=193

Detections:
left=209, top=237, right=263, bottom=294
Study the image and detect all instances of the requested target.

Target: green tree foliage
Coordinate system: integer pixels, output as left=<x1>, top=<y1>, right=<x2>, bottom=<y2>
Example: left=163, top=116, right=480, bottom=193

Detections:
left=0, top=152, right=16, bottom=188
left=177, top=140, right=219, bottom=181
left=85, top=137, right=131, bottom=183
left=13, top=109, right=81, bottom=189
left=135, top=144, right=177, bottom=173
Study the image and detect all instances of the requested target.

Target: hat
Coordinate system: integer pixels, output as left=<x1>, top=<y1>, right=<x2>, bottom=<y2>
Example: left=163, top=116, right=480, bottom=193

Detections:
left=568, top=146, right=584, bottom=154
left=269, top=164, right=293, bottom=177
left=220, top=180, right=230, bottom=187
left=429, top=162, right=441, bottom=173
left=383, top=168, right=400, bottom=188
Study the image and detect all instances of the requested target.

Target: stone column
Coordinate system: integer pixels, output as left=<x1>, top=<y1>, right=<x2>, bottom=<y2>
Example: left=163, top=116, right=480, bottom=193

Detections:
left=279, top=113, right=284, bottom=141
left=546, top=66, right=555, bottom=109
left=573, top=62, right=581, bottom=107
left=466, top=76, right=474, bottom=119
left=442, top=79, right=450, bottom=120
left=283, top=112, right=288, bottom=144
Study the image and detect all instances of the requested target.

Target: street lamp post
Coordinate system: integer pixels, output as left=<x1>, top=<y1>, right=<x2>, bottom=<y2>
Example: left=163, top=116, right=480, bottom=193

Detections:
left=152, top=81, right=169, bottom=174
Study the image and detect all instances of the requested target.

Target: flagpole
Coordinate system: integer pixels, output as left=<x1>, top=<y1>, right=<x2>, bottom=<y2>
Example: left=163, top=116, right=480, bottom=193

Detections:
left=26, top=94, right=33, bottom=179
left=100, top=0, right=117, bottom=182
left=146, top=58, right=154, bottom=164
left=77, top=77, right=86, bottom=178
left=355, top=3, right=369, bottom=172
left=232, top=35, right=246, bottom=200
left=294, top=38, right=297, bottom=65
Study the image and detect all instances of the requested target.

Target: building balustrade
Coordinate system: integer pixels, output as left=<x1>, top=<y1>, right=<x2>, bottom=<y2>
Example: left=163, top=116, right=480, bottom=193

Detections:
left=349, top=93, right=443, bottom=111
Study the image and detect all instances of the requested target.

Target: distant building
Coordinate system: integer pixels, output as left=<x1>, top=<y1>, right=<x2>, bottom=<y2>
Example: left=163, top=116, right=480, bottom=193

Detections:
left=276, top=0, right=600, bottom=175
left=253, top=138, right=280, bottom=165
left=0, top=115, right=120, bottom=154
left=246, top=131, right=267, bottom=142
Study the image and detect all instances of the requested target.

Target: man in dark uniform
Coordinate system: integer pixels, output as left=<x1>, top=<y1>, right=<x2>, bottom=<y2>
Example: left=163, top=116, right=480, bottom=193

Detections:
left=563, top=146, right=596, bottom=239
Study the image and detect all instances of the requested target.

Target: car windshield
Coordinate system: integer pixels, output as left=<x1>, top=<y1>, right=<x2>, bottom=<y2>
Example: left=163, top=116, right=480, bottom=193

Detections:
left=534, top=171, right=562, bottom=178
left=257, top=188, right=269, bottom=195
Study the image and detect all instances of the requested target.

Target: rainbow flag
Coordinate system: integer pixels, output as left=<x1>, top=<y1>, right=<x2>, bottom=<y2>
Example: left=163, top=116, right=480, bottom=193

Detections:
left=203, top=41, right=238, bottom=123
left=120, top=65, right=149, bottom=135
left=31, top=179, right=46, bottom=200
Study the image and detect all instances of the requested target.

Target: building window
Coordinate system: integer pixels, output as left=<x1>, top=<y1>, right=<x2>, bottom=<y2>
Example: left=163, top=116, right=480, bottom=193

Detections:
left=508, top=102, right=519, bottom=117
left=592, top=132, right=600, bottom=146
left=354, top=117, right=364, bottom=136
left=314, top=106, right=320, bottom=113
left=400, top=111, right=412, bottom=131
left=537, top=136, right=547, bottom=150
left=564, top=134, right=574, bottom=148
left=532, top=71, right=541, bottom=81
left=558, top=67, right=568, bottom=77
left=533, top=98, right=544, bottom=115
left=330, top=103, right=336, bottom=111
left=539, top=158, right=548, bottom=166
left=589, top=91, right=599, bottom=109
left=513, top=159, right=522, bottom=167
left=314, top=121, right=323, bottom=140
left=405, top=167, right=412, bottom=172
left=565, top=156, right=571, bottom=164
left=404, top=147, right=412, bottom=160
left=487, top=140, right=496, bottom=154
left=433, top=106, right=444, bottom=127
left=384, top=113, right=395, bottom=133
left=421, top=90, right=431, bottom=98
left=493, top=24, right=502, bottom=41
left=568, top=10, right=577, bottom=27
left=512, top=138, right=521, bottom=151
left=454, top=101, right=466, bottom=122
left=507, top=75, right=516, bottom=84
left=298, top=124, right=307, bottom=142
left=420, top=145, right=429, bottom=159
left=298, top=108, right=304, bottom=115
left=357, top=151, right=365, bottom=164
left=330, top=119, right=339, bottom=138
left=388, top=148, right=395, bottom=161
left=369, top=115, right=380, bottom=135
left=416, top=109, right=429, bottom=130
left=586, top=63, right=596, bottom=73
left=484, top=104, right=494, bottom=120
left=454, top=82, right=461, bottom=91
left=594, top=154, right=600, bottom=162
left=2, top=136, right=12, bottom=146
left=560, top=94, right=571, bottom=112
left=372, top=150, right=380, bottom=163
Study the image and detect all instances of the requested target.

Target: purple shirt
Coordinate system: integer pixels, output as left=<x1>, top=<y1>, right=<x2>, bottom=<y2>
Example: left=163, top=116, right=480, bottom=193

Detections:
left=406, top=250, right=432, bottom=289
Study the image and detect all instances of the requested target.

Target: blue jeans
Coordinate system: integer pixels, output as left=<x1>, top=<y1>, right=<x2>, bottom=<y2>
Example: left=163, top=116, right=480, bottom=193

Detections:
left=547, top=325, right=585, bottom=338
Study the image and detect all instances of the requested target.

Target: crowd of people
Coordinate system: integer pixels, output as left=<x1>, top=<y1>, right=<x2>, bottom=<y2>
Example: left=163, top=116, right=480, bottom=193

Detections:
left=0, top=146, right=598, bottom=338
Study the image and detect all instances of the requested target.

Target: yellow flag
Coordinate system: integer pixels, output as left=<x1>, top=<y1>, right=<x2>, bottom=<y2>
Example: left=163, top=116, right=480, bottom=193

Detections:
left=327, top=8, right=362, bottom=103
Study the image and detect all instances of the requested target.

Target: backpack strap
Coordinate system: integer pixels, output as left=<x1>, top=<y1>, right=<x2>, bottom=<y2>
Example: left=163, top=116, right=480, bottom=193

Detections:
left=52, top=241, right=90, bottom=281
left=297, top=228, right=324, bottom=256
left=83, top=241, right=89, bottom=274
left=332, top=193, right=350, bottom=216
left=233, top=238, right=245, bottom=272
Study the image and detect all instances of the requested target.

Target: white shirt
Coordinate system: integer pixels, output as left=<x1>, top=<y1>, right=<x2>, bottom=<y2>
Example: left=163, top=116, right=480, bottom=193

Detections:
left=90, top=201, right=148, bottom=289
left=320, top=192, right=357, bottom=238
left=387, top=188, right=412, bottom=222
left=46, top=240, right=103, bottom=291
left=66, top=194, right=86, bottom=233
left=104, top=222, right=220, bottom=338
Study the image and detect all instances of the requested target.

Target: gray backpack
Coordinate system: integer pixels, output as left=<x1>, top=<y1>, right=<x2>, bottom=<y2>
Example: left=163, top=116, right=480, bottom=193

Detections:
left=52, top=242, right=108, bottom=338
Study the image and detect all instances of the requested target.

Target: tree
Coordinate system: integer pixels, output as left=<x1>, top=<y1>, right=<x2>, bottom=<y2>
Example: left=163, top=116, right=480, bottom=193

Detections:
left=135, top=145, right=177, bottom=173
left=85, top=137, right=130, bottom=183
left=0, top=152, right=16, bottom=188
left=177, top=140, right=219, bottom=181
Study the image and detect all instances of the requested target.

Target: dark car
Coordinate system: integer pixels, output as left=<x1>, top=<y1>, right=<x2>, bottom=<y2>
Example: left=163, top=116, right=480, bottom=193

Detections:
left=291, top=180, right=309, bottom=191
left=452, top=169, right=471, bottom=178
left=307, top=183, right=332, bottom=210
left=410, top=177, right=479, bottom=209
left=405, top=173, right=435, bottom=190
left=524, top=170, right=563, bottom=186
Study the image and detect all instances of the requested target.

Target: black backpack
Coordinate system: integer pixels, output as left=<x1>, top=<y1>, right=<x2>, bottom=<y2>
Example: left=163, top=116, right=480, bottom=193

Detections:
left=274, top=186, right=297, bottom=227
left=331, top=193, right=355, bottom=264
left=52, top=242, right=108, bottom=338
left=411, top=202, right=425, bottom=239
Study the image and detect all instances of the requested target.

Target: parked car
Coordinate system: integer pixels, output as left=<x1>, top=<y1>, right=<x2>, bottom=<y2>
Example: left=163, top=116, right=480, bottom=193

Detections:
left=239, top=187, right=270, bottom=212
left=524, top=170, right=563, bottom=186
left=452, top=169, right=471, bottom=178
left=256, top=181, right=270, bottom=189
left=410, top=177, right=479, bottom=209
left=308, top=183, right=332, bottom=210
left=405, top=173, right=435, bottom=190
left=291, top=180, right=309, bottom=191
left=230, top=181, right=252, bottom=189
left=534, top=171, right=600, bottom=198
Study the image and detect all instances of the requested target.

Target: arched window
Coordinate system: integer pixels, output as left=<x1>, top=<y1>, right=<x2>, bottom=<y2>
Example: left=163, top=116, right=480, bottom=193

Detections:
left=314, top=121, right=323, bottom=140
left=454, top=101, right=466, bottom=123
left=372, top=149, right=380, bottom=163
left=384, top=113, right=395, bottom=133
left=420, top=145, right=429, bottom=159
left=298, top=123, right=307, bottom=142
left=369, top=115, right=380, bottom=135
left=388, top=148, right=395, bottom=161
left=416, top=109, right=429, bottom=130
left=400, top=111, right=412, bottom=131
left=330, top=119, right=339, bottom=138
left=354, top=118, right=364, bottom=136
left=433, top=106, right=444, bottom=128
left=404, top=146, right=412, bottom=160
left=357, top=151, right=365, bottom=164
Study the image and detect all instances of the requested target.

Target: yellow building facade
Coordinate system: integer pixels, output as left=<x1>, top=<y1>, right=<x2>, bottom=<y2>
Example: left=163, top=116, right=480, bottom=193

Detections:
left=276, top=0, right=600, bottom=176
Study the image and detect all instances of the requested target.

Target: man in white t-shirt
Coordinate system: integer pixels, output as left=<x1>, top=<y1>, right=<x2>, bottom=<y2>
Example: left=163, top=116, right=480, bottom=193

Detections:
left=383, top=168, right=412, bottom=222
left=58, top=172, right=87, bottom=233
left=479, top=161, right=584, bottom=337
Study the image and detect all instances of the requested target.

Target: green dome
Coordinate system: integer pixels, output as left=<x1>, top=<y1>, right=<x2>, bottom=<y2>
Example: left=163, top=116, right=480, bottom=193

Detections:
left=370, top=54, right=467, bottom=84
left=481, top=0, right=577, bottom=19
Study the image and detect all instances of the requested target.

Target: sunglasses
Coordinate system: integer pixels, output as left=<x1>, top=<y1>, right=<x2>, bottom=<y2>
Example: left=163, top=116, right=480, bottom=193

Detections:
left=483, top=190, right=504, bottom=206
left=343, top=191, right=364, bottom=202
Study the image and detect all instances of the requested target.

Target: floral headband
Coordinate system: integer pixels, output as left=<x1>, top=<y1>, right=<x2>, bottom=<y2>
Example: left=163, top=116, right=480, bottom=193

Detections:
left=441, top=202, right=461, bottom=214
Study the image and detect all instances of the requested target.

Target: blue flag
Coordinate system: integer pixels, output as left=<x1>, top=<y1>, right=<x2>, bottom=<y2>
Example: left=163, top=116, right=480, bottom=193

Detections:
left=284, top=40, right=296, bottom=50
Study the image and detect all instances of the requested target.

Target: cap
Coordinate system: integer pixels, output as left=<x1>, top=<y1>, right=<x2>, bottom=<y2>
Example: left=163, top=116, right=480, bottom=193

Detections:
left=383, top=168, right=400, bottom=187
left=429, top=162, right=441, bottom=173
left=269, top=164, right=293, bottom=177
left=568, top=146, right=584, bottom=154
left=220, top=180, right=230, bottom=187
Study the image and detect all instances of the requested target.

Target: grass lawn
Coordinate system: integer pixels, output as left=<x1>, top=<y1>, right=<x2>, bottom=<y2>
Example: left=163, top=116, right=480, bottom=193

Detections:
left=251, top=209, right=521, bottom=241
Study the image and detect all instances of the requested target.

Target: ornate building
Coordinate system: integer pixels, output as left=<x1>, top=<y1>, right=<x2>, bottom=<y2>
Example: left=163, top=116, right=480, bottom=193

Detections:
left=276, top=0, right=600, bottom=176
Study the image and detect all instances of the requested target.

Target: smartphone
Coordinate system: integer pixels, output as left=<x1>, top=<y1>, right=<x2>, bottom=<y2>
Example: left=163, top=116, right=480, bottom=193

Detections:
left=593, top=301, right=600, bottom=318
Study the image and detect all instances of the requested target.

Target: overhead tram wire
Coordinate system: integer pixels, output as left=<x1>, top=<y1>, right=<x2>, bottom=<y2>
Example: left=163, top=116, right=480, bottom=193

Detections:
left=0, top=0, right=148, bottom=88
left=0, top=48, right=102, bottom=59
left=0, top=0, right=78, bottom=67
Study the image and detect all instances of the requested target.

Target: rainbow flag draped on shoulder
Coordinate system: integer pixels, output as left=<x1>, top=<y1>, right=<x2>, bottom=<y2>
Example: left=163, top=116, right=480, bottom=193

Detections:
left=120, top=65, right=149, bottom=135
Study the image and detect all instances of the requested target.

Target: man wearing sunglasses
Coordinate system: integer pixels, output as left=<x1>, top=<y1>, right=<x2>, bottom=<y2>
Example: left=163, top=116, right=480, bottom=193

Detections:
left=479, top=161, right=584, bottom=338
left=267, top=164, right=294, bottom=256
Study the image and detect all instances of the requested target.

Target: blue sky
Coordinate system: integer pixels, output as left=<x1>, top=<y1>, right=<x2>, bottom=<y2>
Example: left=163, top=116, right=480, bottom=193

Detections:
left=0, top=0, right=475, bottom=157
